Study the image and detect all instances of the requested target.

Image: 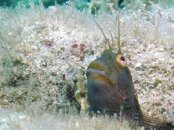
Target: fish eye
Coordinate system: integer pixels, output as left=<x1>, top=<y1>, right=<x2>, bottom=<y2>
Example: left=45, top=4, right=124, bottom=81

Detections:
left=116, top=54, right=127, bottom=67
left=120, top=56, right=125, bottom=61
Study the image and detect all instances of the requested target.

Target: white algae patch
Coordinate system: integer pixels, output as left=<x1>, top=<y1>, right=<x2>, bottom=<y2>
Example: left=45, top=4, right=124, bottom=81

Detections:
left=0, top=108, right=141, bottom=130
left=0, top=3, right=174, bottom=129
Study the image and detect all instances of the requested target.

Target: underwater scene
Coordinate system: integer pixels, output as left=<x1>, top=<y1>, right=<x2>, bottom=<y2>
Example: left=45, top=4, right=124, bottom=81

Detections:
left=0, top=0, right=174, bottom=130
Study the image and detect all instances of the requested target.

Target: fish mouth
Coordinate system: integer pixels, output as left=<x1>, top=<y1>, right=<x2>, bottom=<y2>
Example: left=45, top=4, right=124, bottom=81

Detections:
left=87, top=68, right=114, bottom=86
left=86, top=68, right=106, bottom=77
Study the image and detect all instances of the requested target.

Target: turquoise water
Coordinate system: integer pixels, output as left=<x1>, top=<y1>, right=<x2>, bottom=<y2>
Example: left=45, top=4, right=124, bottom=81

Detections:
left=0, top=0, right=174, bottom=10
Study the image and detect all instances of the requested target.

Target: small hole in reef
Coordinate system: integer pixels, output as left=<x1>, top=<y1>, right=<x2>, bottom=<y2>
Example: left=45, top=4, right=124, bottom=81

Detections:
left=120, top=56, right=125, bottom=61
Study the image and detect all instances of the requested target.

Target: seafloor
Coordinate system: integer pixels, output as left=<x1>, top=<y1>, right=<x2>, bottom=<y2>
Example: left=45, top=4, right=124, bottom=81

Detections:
left=0, top=3, right=174, bottom=130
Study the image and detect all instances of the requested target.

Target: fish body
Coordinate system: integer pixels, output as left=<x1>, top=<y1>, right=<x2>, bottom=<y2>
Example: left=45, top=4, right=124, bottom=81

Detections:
left=87, top=50, right=143, bottom=122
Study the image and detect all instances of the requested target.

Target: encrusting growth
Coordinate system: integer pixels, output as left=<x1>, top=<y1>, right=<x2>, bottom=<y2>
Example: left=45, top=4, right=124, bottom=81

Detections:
left=86, top=15, right=174, bottom=130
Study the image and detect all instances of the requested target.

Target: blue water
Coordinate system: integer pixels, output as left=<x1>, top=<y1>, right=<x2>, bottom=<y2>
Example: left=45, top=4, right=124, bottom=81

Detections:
left=0, top=0, right=174, bottom=10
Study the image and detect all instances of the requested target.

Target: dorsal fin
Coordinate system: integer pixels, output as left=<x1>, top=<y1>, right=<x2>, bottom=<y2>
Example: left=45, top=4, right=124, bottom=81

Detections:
left=94, top=20, right=112, bottom=50
left=117, top=14, right=121, bottom=53
left=109, top=31, right=114, bottom=49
